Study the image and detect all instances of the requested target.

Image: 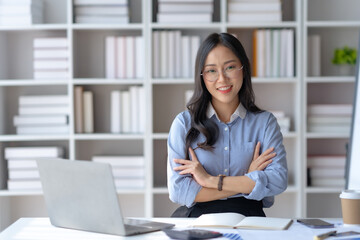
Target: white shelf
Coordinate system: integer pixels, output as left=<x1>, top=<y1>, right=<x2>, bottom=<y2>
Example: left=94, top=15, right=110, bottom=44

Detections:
left=72, top=23, right=144, bottom=30
left=226, top=21, right=298, bottom=29
left=306, top=132, right=350, bottom=139
left=74, top=134, right=144, bottom=140
left=252, top=77, right=298, bottom=83
left=306, top=21, right=360, bottom=27
left=152, top=133, right=168, bottom=140
left=0, top=24, right=68, bottom=31
left=0, top=79, right=68, bottom=86
left=73, top=79, right=144, bottom=85
left=305, top=187, right=344, bottom=194
left=151, top=78, right=194, bottom=84
left=306, top=76, right=355, bottom=83
left=0, top=190, right=43, bottom=196
left=150, top=23, right=222, bottom=29
left=0, top=135, right=70, bottom=142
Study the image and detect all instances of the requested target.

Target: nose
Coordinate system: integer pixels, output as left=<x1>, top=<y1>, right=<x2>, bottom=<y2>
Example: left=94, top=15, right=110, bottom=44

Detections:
left=217, top=70, right=228, bottom=82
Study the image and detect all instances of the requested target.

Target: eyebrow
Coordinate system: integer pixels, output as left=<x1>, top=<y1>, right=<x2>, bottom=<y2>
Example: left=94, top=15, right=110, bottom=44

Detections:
left=204, top=59, right=237, bottom=67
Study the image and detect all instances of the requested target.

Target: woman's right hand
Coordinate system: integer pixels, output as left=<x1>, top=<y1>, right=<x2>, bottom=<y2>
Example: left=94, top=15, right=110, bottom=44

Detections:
left=248, top=142, right=276, bottom=173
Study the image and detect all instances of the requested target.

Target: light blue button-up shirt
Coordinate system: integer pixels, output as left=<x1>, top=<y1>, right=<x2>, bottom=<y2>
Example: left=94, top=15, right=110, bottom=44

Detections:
left=167, top=103, right=288, bottom=208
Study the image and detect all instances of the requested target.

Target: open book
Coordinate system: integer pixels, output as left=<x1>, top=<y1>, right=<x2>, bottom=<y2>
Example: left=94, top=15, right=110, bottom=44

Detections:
left=191, top=212, right=293, bottom=230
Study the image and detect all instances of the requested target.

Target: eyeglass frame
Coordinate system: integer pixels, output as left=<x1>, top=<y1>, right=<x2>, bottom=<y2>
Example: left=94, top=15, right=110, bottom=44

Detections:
left=200, top=65, right=244, bottom=82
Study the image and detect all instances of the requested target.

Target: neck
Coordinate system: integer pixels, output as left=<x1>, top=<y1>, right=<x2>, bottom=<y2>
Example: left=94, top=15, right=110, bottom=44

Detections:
left=212, top=100, right=239, bottom=123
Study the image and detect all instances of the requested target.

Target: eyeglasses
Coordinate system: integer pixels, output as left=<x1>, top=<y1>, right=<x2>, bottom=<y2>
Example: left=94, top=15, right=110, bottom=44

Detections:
left=201, top=65, right=244, bottom=82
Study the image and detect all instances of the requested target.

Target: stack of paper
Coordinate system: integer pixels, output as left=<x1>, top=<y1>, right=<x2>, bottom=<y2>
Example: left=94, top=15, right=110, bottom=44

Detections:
left=33, top=38, right=69, bottom=80
left=228, top=0, right=282, bottom=23
left=92, top=156, right=145, bottom=189
left=307, top=155, right=346, bottom=188
left=0, top=0, right=43, bottom=26
left=5, top=146, right=64, bottom=191
left=157, top=0, right=213, bottom=23
left=13, top=95, right=69, bottom=135
left=74, top=0, right=129, bottom=24
left=307, top=104, right=352, bottom=133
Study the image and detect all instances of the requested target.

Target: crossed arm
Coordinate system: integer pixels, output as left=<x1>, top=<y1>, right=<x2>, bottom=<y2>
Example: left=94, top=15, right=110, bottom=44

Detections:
left=173, top=142, right=276, bottom=203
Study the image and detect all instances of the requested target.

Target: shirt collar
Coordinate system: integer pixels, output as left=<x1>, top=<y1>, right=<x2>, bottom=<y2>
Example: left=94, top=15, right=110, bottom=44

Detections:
left=206, top=102, right=247, bottom=123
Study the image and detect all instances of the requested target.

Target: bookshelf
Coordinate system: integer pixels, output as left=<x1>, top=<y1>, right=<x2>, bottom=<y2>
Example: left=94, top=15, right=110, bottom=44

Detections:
left=303, top=0, right=359, bottom=218
left=0, top=0, right=356, bottom=231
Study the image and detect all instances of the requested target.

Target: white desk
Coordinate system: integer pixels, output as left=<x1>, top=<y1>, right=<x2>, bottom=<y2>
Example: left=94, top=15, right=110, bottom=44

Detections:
left=1, top=218, right=360, bottom=240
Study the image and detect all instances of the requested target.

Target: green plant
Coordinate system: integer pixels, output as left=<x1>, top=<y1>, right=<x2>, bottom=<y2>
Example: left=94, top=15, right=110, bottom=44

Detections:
left=332, top=46, right=357, bottom=65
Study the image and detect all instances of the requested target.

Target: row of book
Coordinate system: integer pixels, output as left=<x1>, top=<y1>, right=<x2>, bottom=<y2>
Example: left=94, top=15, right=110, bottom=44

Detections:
left=111, top=86, right=145, bottom=134
left=156, top=0, right=213, bottom=23
left=307, top=35, right=321, bottom=76
left=33, top=37, right=70, bottom=80
left=152, top=31, right=200, bottom=79
left=105, top=36, right=143, bottom=79
left=252, top=29, right=294, bottom=78
left=74, top=87, right=94, bottom=133
left=74, top=0, right=129, bottom=24
left=13, top=95, right=69, bottom=135
left=307, top=155, right=346, bottom=188
left=228, top=0, right=282, bottom=23
left=0, top=0, right=43, bottom=26
left=307, top=104, right=352, bottom=133
left=5, top=146, right=64, bottom=191
left=92, top=155, right=145, bottom=189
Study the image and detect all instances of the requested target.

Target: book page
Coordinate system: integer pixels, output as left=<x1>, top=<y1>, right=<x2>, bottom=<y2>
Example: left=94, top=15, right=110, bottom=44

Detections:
left=235, top=217, right=292, bottom=230
left=191, top=212, right=246, bottom=228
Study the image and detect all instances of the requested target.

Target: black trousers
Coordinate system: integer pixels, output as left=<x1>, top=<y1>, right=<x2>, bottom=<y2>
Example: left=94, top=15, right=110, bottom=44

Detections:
left=171, top=197, right=265, bottom=218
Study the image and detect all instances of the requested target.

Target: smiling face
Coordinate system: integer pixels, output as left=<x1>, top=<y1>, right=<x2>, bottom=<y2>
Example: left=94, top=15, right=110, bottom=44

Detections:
left=202, top=44, right=243, bottom=114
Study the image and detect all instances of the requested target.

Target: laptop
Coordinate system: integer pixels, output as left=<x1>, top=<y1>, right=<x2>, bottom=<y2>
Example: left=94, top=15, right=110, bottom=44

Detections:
left=36, top=158, right=175, bottom=236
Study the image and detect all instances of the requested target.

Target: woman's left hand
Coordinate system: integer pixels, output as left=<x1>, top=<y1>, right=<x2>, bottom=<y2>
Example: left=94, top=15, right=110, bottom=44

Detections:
left=173, top=147, right=214, bottom=188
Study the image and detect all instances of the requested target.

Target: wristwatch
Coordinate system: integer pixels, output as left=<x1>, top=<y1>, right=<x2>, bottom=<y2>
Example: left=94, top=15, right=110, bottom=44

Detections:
left=217, top=174, right=226, bottom=191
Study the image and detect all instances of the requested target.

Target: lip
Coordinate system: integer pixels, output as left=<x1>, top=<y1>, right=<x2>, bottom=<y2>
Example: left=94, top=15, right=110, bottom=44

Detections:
left=217, top=85, right=233, bottom=94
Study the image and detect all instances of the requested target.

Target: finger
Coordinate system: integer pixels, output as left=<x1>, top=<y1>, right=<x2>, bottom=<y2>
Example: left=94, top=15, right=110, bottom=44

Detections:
left=189, top=147, right=198, bottom=162
left=173, top=165, right=189, bottom=171
left=253, top=141, right=260, bottom=159
left=262, top=147, right=275, bottom=156
left=259, top=159, right=273, bottom=170
left=173, top=159, right=191, bottom=165
left=260, top=152, right=277, bottom=161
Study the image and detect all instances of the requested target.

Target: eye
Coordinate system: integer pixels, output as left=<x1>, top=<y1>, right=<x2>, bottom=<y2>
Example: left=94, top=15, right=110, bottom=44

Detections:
left=204, top=69, right=217, bottom=74
left=225, top=65, right=236, bottom=71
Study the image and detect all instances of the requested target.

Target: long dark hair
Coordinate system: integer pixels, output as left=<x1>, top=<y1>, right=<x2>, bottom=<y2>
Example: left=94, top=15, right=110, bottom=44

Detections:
left=185, top=32, right=262, bottom=159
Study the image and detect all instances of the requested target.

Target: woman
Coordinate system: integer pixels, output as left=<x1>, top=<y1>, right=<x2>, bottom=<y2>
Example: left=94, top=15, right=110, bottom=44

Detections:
left=167, top=32, right=287, bottom=218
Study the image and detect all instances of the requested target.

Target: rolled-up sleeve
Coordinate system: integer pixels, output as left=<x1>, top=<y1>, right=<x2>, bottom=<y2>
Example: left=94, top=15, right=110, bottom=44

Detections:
left=167, top=113, right=202, bottom=208
left=244, top=113, right=288, bottom=207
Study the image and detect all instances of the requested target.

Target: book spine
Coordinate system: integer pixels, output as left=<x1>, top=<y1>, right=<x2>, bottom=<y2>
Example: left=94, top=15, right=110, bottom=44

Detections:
left=74, top=86, right=84, bottom=133
left=83, top=91, right=94, bottom=133
left=135, top=36, right=143, bottom=78
left=125, top=36, right=135, bottom=78
left=121, top=91, right=131, bottom=133
left=110, top=90, right=121, bottom=133
left=105, top=36, right=116, bottom=79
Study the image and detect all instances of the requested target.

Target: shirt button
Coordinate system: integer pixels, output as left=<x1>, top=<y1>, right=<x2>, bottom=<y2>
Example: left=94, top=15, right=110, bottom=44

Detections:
left=224, top=147, right=228, bottom=151
left=224, top=127, right=228, bottom=131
